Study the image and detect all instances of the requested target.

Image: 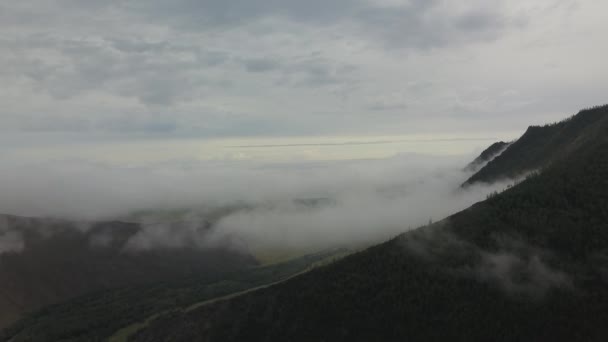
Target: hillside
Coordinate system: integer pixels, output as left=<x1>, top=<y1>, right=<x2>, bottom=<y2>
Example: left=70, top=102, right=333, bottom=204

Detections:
left=0, top=216, right=256, bottom=330
left=0, top=250, right=342, bottom=342
left=129, top=105, right=608, bottom=342
left=465, top=104, right=608, bottom=185
left=464, top=141, right=510, bottom=172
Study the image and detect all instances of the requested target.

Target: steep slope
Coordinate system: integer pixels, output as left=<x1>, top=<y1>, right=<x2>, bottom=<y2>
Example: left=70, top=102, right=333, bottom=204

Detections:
left=464, top=141, right=510, bottom=172
left=465, top=104, right=608, bottom=185
left=0, top=216, right=256, bottom=330
left=132, top=105, right=608, bottom=342
left=1, top=250, right=341, bottom=342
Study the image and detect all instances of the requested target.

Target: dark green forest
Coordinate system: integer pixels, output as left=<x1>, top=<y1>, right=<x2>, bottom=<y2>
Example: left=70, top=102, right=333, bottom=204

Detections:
left=0, top=216, right=260, bottom=334
left=0, top=250, right=341, bottom=342
left=128, top=105, right=608, bottom=342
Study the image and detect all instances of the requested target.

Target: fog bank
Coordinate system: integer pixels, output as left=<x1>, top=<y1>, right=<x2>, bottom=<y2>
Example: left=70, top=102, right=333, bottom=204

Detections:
left=0, top=153, right=512, bottom=253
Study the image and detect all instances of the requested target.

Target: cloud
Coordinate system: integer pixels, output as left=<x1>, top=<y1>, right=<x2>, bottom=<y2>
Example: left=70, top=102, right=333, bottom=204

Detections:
left=126, top=0, right=367, bottom=29
left=0, top=152, right=514, bottom=253
left=128, top=0, right=520, bottom=49
left=242, top=57, right=281, bottom=73
left=476, top=251, right=572, bottom=296
left=4, top=36, right=212, bottom=105
left=0, top=0, right=604, bottom=140
left=400, top=225, right=573, bottom=297
left=125, top=215, right=214, bottom=251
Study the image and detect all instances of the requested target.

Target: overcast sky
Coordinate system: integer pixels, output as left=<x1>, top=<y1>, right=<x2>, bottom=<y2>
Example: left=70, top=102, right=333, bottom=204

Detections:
left=1, top=0, right=606, bottom=159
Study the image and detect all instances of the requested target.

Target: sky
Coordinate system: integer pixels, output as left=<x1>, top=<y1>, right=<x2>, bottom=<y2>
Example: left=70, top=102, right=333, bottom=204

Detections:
left=1, top=0, right=607, bottom=162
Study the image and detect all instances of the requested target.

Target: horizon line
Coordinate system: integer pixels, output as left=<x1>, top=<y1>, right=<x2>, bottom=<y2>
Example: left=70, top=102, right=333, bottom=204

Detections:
left=227, top=137, right=500, bottom=148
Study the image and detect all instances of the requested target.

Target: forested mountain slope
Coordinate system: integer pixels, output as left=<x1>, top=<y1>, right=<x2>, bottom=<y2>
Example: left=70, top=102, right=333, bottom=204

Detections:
left=464, top=141, right=510, bottom=172
left=0, top=216, right=256, bottom=330
left=0, top=250, right=340, bottom=342
left=132, top=105, right=608, bottom=342
left=465, top=104, right=608, bottom=185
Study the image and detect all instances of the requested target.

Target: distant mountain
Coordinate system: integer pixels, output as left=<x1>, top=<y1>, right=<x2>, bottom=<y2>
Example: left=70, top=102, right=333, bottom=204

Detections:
left=464, top=141, right=510, bottom=173
left=0, top=215, right=256, bottom=330
left=465, top=105, right=608, bottom=185
left=129, top=105, right=608, bottom=341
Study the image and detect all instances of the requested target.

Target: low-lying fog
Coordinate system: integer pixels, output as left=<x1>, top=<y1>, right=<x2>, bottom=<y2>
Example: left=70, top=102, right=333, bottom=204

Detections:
left=0, top=147, right=512, bottom=255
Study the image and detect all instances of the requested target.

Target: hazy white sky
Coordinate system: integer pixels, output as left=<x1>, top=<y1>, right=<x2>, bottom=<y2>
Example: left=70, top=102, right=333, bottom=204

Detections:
left=1, top=0, right=606, bottom=161
left=2, top=134, right=519, bottom=165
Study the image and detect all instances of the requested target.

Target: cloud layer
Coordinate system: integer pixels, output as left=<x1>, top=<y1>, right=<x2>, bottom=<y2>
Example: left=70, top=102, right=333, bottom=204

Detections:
left=1, top=0, right=605, bottom=140
left=0, top=153, right=512, bottom=253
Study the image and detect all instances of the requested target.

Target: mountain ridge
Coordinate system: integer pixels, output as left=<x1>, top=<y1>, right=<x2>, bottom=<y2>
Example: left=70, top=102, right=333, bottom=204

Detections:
left=464, top=141, right=511, bottom=172
left=465, top=104, right=608, bottom=185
